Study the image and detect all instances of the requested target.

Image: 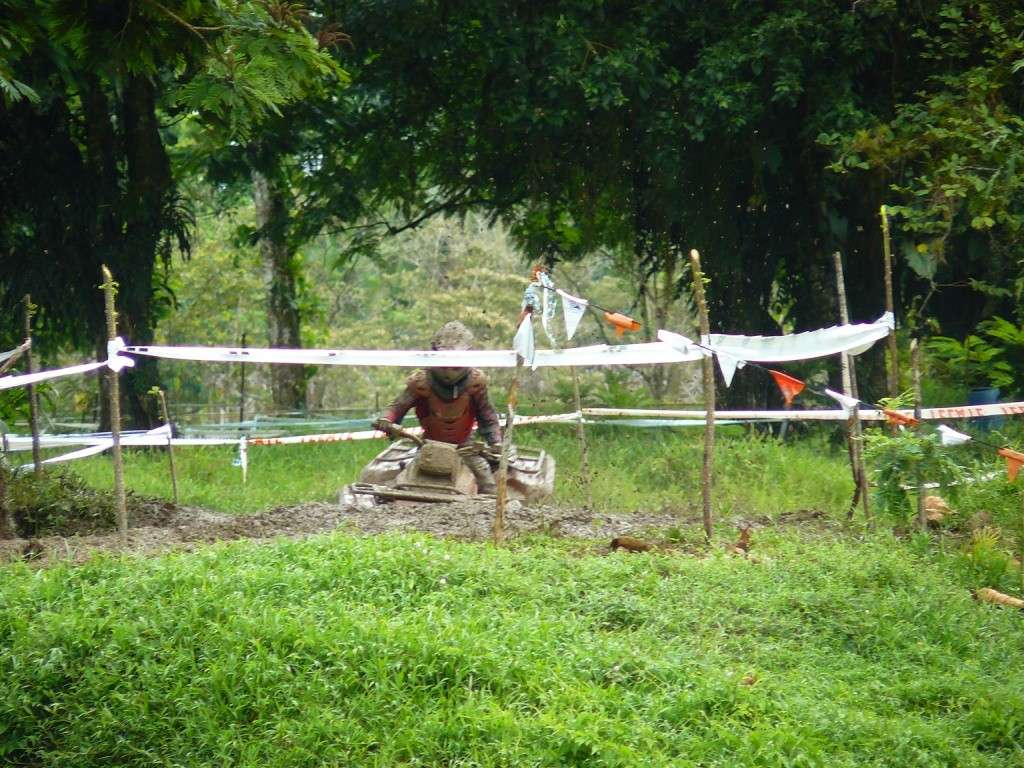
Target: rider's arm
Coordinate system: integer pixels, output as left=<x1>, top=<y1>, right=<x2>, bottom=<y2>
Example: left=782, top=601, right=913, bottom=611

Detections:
left=375, top=375, right=419, bottom=434
left=469, top=372, right=503, bottom=445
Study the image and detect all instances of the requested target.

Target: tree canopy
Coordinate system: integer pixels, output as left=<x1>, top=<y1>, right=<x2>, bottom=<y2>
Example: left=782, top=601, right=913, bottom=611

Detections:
left=3, top=0, right=1023, bottom=418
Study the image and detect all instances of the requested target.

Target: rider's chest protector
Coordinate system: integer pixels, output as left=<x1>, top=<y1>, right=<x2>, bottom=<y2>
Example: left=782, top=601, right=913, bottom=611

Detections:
left=411, top=372, right=483, bottom=444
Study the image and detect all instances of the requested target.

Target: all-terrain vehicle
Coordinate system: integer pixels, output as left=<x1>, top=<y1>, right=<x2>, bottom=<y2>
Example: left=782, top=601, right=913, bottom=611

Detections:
left=343, top=428, right=555, bottom=507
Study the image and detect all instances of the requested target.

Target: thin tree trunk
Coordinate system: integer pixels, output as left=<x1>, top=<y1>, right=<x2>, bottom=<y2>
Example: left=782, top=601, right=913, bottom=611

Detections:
left=689, top=249, right=715, bottom=543
left=251, top=166, right=306, bottom=413
left=834, top=252, right=871, bottom=524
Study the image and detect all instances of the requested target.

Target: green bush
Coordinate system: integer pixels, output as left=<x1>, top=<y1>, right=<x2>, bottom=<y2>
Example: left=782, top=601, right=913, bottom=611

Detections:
left=2, top=465, right=119, bottom=537
left=863, top=430, right=964, bottom=522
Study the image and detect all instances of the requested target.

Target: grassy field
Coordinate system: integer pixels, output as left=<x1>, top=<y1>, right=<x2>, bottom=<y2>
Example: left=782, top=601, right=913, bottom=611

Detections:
left=2, top=531, right=1023, bottom=766
left=68, top=424, right=853, bottom=518
left=5, top=427, right=1024, bottom=766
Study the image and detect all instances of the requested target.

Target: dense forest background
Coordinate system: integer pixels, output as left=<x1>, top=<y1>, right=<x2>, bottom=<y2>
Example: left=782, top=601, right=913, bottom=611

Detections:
left=2, top=0, right=1023, bottom=427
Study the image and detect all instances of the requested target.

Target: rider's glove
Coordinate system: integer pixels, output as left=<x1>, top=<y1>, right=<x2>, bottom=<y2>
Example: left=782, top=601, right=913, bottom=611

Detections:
left=372, top=418, right=398, bottom=438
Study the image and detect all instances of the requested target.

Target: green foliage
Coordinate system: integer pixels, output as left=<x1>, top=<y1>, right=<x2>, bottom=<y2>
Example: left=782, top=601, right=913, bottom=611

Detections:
left=864, top=429, right=965, bottom=522
left=823, top=1, right=1024, bottom=328
left=927, top=334, right=1015, bottom=391
left=957, top=526, right=1018, bottom=593
left=1, top=465, right=118, bottom=537
left=2, top=531, right=1024, bottom=765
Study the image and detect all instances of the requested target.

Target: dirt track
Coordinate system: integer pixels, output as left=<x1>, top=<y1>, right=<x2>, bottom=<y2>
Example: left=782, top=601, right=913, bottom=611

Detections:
left=0, top=499, right=708, bottom=566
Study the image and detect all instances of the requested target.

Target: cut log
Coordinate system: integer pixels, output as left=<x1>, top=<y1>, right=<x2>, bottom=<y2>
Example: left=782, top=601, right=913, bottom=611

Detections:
left=973, top=587, right=1024, bottom=610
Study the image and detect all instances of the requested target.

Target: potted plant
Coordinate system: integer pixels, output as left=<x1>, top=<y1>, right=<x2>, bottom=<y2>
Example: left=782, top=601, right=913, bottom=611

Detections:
left=927, top=334, right=1014, bottom=399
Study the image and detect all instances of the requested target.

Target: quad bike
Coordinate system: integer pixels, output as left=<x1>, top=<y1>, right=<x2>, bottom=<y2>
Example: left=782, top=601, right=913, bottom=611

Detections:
left=342, top=426, right=555, bottom=507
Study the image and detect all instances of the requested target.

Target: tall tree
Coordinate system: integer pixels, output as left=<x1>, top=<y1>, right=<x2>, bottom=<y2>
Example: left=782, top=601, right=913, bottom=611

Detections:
left=0, top=0, right=340, bottom=424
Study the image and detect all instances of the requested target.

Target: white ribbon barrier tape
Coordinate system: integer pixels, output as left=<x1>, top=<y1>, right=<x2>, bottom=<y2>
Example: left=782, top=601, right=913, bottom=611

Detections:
left=705, top=312, right=894, bottom=362
left=126, top=315, right=893, bottom=371
left=4, top=433, right=237, bottom=451
left=245, top=413, right=582, bottom=447
left=249, top=429, right=395, bottom=446
left=17, top=424, right=175, bottom=471
left=0, top=360, right=106, bottom=390
left=584, top=399, right=1024, bottom=422
left=0, top=337, right=135, bottom=391
left=124, top=342, right=703, bottom=368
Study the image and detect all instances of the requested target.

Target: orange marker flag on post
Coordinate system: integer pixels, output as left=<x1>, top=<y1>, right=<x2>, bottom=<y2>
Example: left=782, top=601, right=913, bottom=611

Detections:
left=998, top=447, right=1024, bottom=481
left=767, top=369, right=805, bottom=406
left=883, top=409, right=920, bottom=428
left=603, top=311, right=641, bottom=337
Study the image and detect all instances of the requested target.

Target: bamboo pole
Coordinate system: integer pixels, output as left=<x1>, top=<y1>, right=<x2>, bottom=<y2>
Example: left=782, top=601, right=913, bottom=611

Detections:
left=880, top=205, right=900, bottom=397
left=570, top=365, right=593, bottom=510
left=151, top=387, right=179, bottom=504
left=494, top=358, right=522, bottom=545
left=101, top=266, right=128, bottom=540
left=834, top=252, right=871, bottom=523
left=22, top=295, right=42, bottom=476
left=688, top=249, right=714, bottom=542
left=911, top=339, right=926, bottom=532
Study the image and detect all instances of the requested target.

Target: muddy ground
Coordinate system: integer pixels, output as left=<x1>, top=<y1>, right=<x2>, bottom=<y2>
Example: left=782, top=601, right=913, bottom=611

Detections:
left=0, top=497, right=833, bottom=567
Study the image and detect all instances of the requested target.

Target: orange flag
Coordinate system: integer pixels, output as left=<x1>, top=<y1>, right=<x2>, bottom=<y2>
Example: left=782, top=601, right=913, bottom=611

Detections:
left=883, top=409, right=920, bottom=428
left=603, top=311, right=641, bottom=337
left=998, top=447, right=1024, bottom=482
left=767, top=370, right=805, bottom=406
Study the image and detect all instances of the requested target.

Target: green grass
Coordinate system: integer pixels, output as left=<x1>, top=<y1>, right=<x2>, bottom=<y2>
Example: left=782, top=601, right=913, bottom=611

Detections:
left=2, top=531, right=1023, bottom=766
left=69, top=440, right=384, bottom=514
left=68, top=425, right=853, bottom=518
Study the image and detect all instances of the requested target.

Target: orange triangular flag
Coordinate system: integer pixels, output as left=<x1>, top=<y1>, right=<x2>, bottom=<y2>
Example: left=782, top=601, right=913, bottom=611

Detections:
left=998, top=447, right=1024, bottom=482
left=767, top=370, right=805, bottom=406
left=603, top=311, right=641, bottom=337
left=883, top=409, right=920, bottom=428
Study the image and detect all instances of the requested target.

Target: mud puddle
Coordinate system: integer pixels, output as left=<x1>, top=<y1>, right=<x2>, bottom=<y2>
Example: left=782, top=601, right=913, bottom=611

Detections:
left=1, top=499, right=699, bottom=566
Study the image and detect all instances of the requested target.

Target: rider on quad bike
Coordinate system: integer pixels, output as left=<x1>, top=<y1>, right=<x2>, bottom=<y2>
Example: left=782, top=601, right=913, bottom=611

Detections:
left=372, top=321, right=503, bottom=494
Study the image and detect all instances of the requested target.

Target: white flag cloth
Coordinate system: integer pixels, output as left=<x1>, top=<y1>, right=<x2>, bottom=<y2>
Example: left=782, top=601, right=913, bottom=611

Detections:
left=657, top=329, right=712, bottom=358
left=557, top=289, right=589, bottom=340
left=937, top=424, right=972, bottom=445
left=513, top=316, right=537, bottom=369
left=825, top=388, right=862, bottom=414
left=703, top=312, right=895, bottom=363
left=716, top=353, right=746, bottom=388
left=0, top=341, right=29, bottom=365
left=106, top=336, right=136, bottom=372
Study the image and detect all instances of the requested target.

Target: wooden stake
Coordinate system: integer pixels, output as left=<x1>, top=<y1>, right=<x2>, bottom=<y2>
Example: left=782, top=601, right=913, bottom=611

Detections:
left=22, top=295, right=42, bottom=476
left=1, top=444, right=14, bottom=538
left=570, top=365, right=593, bottom=510
left=494, top=358, right=522, bottom=545
left=101, top=266, right=128, bottom=539
left=880, top=205, right=900, bottom=397
left=834, top=252, right=871, bottom=523
left=688, top=249, right=714, bottom=542
left=151, top=387, right=179, bottom=504
left=911, top=339, right=926, bottom=532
